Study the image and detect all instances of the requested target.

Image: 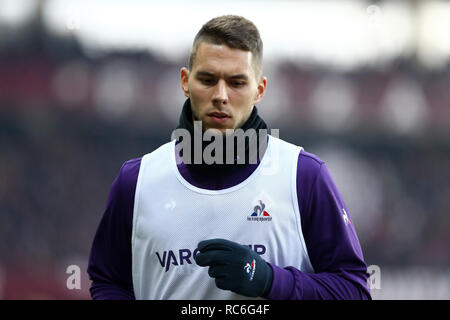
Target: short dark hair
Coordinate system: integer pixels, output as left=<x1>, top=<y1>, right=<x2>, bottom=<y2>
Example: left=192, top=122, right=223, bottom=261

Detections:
left=189, top=15, right=263, bottom=79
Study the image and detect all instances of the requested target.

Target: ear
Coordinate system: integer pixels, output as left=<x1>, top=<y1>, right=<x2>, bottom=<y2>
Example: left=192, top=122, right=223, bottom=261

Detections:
left=253, top=76, right=267, bottom=105
left=180, top=67, right=190, bottom=98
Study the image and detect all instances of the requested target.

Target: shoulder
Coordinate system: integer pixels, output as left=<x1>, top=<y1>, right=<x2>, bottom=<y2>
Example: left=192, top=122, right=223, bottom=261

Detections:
left=270, top=136, right=324, bottom=171
left=298, top=150, right=339, bottom=194
left=140, top=140, right=175, bottom=167
left=295, top=149, right=328, bottom=215
left=271, top=136, right=325, bottom=183
left=118, top=158, right=142, bottom=184
left=299, top=149, right=324, bottom=165
left=121, top=157, right=142, bottom=175
left=110, top=158, right=142, bottom=201
left=297, top=149, right=325, bottom=179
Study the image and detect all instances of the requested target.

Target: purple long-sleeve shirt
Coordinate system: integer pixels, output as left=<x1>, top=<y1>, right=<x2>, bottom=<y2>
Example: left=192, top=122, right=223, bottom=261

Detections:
left=87, top=148, right=371, bottom=300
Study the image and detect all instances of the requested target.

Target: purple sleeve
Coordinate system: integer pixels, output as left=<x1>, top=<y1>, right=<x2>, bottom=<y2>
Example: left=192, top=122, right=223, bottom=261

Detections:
left=87, top=158, right=141, bottom=300
left=266, top=151, right=372, bottom=300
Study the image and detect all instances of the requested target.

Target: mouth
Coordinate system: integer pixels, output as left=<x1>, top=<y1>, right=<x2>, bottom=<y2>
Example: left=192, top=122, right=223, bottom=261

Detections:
left=207, top=111, right=231, bottom=124
left=208, top=111, right=230, bottom=118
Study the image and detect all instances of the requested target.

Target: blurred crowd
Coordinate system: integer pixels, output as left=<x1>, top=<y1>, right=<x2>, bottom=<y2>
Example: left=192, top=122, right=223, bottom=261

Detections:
left=0, top=5, right=449, bottom=299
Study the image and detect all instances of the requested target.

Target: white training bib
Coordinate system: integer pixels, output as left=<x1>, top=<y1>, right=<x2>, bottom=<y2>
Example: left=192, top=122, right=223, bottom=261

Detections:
left=131, top=135, right=314, bottom=299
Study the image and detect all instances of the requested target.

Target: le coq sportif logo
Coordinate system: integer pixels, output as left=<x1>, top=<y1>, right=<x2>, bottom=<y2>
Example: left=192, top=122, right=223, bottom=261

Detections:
left=247, top=200, right=272, bottom=222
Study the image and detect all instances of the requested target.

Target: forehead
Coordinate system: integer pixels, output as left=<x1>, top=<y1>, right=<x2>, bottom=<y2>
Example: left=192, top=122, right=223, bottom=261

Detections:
left=192, top=42, right=253, bottom=76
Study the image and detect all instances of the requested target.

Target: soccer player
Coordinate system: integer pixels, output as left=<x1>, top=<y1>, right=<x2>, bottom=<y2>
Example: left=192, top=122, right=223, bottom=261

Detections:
left=87, top=15, right=371, bottom=300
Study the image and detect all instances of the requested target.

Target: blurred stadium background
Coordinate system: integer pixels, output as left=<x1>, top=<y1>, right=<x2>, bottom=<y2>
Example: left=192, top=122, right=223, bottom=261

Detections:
left=0, top=0, right=449, bottom=299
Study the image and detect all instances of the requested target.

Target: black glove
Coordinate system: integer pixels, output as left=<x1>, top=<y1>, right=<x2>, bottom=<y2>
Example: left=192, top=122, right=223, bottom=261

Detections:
left=194, top=238, right=273, bottom=298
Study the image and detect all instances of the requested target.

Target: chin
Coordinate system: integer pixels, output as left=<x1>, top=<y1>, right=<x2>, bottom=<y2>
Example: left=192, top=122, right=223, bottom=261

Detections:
left=205, top=127, right=226, bottom=135
left=203, top=120, right=234, bottom=132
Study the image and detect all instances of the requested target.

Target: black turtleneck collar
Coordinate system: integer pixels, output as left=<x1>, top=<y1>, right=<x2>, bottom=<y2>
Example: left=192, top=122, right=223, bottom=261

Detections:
left=175, top=98, right=269, bottom=175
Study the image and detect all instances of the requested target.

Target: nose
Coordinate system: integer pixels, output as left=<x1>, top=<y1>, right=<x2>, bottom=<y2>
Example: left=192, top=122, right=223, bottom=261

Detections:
left=212, top=79, right=228, bottom=106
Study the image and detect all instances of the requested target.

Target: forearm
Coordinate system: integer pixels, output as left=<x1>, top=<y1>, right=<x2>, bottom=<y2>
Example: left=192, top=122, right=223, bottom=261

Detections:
left=266, top=264, right=371, bottom=300
left=90, top=281, right=136, bottom=300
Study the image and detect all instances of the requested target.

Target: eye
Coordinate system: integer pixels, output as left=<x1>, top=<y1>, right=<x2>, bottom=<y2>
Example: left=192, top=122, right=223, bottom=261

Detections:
left=200, top=78, right=215, bottom=85
left=230, top=81, right=245, bottom=87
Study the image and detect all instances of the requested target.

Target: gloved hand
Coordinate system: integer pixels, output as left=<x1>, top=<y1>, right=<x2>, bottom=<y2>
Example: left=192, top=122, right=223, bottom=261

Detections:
left=194, top=238, right=273, bottom=298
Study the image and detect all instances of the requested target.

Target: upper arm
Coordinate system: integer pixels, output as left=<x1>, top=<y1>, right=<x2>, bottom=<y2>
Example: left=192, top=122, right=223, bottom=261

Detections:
left=296, top=150, right=371, bottom=296
left=87, top=158, right=141, bottom=300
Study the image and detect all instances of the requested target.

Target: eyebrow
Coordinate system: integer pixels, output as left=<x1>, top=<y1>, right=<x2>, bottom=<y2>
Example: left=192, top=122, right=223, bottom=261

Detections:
left=196, top=71, right=248, bottom=80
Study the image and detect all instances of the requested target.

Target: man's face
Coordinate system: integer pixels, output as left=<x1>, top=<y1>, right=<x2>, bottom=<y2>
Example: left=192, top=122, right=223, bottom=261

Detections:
left=181, top=42, right=267, bottom=133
